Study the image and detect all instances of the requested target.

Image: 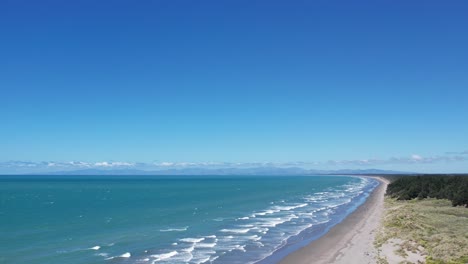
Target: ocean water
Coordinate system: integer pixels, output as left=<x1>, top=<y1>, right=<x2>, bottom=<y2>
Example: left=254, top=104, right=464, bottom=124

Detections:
left=0, top=175, right=378, bottom=264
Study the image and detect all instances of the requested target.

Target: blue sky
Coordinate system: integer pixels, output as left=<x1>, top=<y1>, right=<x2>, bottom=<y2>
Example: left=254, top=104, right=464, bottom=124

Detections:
left=1, top=0, right=468, bottom=173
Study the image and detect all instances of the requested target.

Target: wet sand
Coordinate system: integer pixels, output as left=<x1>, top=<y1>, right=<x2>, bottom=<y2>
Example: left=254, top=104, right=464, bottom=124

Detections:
left=279, top=176, right=389, bottom=264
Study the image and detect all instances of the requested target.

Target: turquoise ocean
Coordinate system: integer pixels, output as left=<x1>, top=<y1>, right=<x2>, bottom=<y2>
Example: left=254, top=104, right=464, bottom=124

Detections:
left=0, top=175, right=378, bottom=264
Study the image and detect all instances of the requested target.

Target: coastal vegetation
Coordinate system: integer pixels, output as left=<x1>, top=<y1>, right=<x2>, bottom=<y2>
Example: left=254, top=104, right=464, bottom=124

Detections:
left=375, top=175, right=468, bottom=264
left=385, top=175, right=468, bottom=207
left=375, top=198, right=468, bottom=264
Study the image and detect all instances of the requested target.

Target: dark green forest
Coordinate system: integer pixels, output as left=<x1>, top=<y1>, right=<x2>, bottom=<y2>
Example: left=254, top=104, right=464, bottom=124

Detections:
left=386, top=175, right=468, bottom=207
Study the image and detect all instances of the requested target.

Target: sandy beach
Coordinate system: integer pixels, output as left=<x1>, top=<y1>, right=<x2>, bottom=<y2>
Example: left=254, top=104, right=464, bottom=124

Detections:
left=279, top=176, right=389, bottom=264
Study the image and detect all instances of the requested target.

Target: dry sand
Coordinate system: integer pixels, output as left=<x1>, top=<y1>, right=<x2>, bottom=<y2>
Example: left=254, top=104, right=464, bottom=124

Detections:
left=279, top=176, right=389, bottom=264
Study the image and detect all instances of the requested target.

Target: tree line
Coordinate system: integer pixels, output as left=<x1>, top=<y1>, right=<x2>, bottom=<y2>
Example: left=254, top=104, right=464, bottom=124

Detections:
left=386, top=175, right=468, bottom=207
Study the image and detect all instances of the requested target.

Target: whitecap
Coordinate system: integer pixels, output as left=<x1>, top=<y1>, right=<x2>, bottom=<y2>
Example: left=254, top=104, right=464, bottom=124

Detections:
left=180, top=237, right=205, bottom=243
left=119, top=252, right=131, bottom=258
left=195, top=242, right=216, bottom=248
left=151, top=251, right=178, bottom=261
left=90, top=246, right=100, bottom=250
left=195, top=257, right=211, bottom=264
left=251, top=226, right=269, bottom=234
left=251, top=209, right=280, bottom=217
left=160, top=226, right=188, bottom=232
left=233, top=244, right=246, bottom=252
left=220, top=228, right=250, bottom=234
left=181, top=245, right=195, bottom=253
left=273, top=203, right=308, bottom=211
left=106, top=252, right=131, bottom=260
left=246, top=235, right=262, bottom=241
left=257, top=218, right=285, bottom=227
left=254, top=241, right=264, bottom=247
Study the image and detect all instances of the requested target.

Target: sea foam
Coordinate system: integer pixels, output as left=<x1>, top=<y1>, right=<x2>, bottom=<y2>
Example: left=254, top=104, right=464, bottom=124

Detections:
left=151, top=251, right=178, bottom=261
left=220, top=228, right=251, bottom=234
left=160, top=226, right=188, bottom=232
left=119, top=252, right=131, bottom=258
left=180, top=237, right=205, bottom=243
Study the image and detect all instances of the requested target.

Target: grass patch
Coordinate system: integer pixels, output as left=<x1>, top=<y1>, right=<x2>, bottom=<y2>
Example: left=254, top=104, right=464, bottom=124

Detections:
left=375, top=198, right=468, bottom=263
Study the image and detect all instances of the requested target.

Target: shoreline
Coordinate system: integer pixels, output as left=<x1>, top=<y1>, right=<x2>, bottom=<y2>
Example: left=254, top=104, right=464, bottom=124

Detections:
left=278, top=176, right=389, bottom=264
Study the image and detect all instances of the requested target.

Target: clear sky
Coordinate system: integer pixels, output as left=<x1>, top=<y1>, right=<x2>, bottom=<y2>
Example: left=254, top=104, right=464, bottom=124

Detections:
left=1, top=0, right=468, bottom=173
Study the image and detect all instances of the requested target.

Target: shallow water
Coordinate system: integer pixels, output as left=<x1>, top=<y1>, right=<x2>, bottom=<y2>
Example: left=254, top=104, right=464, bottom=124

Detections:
left=0, top=175, right=378, bottom=264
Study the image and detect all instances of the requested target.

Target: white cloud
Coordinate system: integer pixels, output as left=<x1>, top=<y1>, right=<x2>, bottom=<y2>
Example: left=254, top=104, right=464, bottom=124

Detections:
left=94, top=162, right=110, bottom=167
left=1, top=151, right=468, bottom=173
left=94, top=161, right=135, bottom=167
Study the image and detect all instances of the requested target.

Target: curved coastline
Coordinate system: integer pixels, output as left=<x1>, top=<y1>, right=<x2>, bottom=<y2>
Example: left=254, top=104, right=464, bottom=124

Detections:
left=277, top=176, right=388, bottom=264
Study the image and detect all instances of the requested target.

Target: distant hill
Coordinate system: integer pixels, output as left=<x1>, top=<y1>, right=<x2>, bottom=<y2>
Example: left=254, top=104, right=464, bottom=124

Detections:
left=36, top=167, right=414, bottom=176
